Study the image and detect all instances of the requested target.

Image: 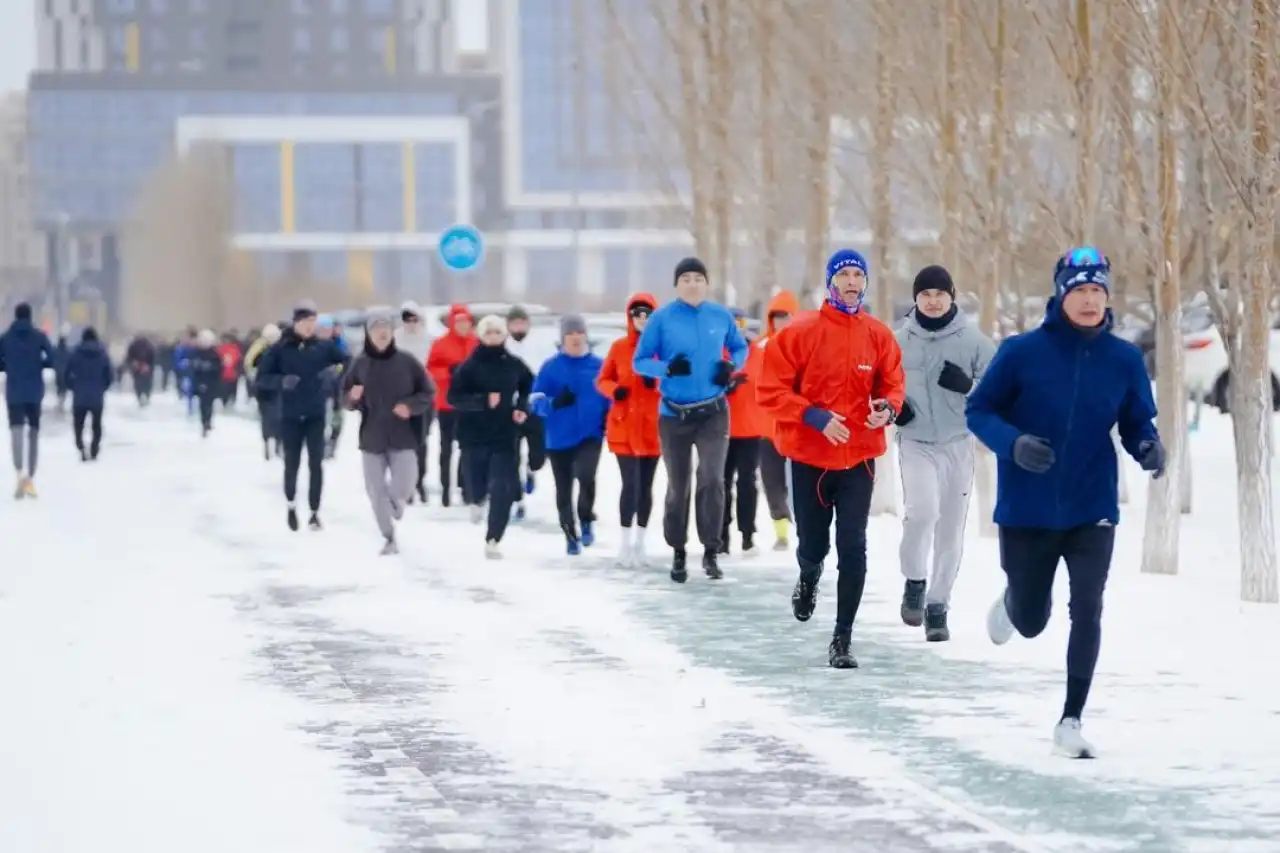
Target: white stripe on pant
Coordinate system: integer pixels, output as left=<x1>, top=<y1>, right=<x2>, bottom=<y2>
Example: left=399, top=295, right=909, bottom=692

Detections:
left=362, top=450, right=418, bottom=538
left=897, top=437, right=974, bottom=606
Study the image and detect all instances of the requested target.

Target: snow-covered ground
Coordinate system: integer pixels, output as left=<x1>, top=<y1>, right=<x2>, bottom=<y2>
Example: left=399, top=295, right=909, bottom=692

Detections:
left=0, top=394, right=1274, bottom=853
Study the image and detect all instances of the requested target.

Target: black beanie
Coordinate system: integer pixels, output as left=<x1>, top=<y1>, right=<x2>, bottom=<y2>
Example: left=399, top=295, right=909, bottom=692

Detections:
left=13, top=302, right=31, bottom=321
left=673, top=257, right=708, bottom=286
left=912, top=265, right=955, bottom=299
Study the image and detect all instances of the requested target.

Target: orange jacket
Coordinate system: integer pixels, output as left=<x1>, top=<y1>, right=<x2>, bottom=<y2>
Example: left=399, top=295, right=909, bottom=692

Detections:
left=756, top=302, right=905, bottom=471
left=596, top=292, right=662, bottom=457
left=731, top=291, right=800, bottom=440
left=426, top=304, right=478, bottom=412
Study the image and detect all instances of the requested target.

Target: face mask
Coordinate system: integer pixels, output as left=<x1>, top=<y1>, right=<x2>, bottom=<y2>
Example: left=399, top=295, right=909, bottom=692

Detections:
left=511, top=331, right=527, bottom=342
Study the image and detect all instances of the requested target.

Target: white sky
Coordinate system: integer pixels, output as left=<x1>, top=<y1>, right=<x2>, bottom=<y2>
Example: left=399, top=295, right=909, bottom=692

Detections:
left=1, top=2, right=36, bottom=94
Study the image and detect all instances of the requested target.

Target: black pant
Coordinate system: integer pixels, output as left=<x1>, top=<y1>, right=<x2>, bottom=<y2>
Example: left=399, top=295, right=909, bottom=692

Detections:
left=282, top=415, right=326, bottom=512
left=617, top=455, right=660, bottom=527
left=791, top=459, right=875, bottom=635
left=131, top=370, right=153, bottom=402
left=520, top=417, right=547, bottom=478
left=197, top=391, right=216, bottom=428
left=547, top=439, right=602, bottom=538
left=438, top=410, right=468, bottom=505
left=258, top=395, right=281, bottom=442
left=408, top=412, right=431, bottom=491
left=73, top=405, right=103, bottom=454
left=999, top=524, right=1115, bottom=717
left=465, top=444, right=519, bottom=542
left=658, top=405, right=730, bottom=551
left=722, top=437, right=761, bottom=539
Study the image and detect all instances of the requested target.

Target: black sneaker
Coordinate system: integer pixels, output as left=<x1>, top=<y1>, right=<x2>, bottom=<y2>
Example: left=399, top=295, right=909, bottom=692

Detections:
left=702, top=550, right=723, bottom=580
left=900, top=579, right=926, bottom=627
left=287, top=507, right=299, bottom=531
left=670, top=550, right=688, bottom=584
left=924, top=603, right=951, bottom=642
left=716, top=540, right=730, bottom=557
left=741, top=534, right=756, bottom=554
left=828, top=634, right=858, bottom=669
left=416, top=483, right=428, bottom=503
left=308, top=513, right=323, bottom=531
left=791, top=567, right=821, bottom=622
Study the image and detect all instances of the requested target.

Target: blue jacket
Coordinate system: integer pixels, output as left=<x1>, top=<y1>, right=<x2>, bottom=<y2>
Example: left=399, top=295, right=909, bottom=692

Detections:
left=632, top=299, right=749, bottom=416
left=965, top=299, right=1158, bottom=530
left=255, top=329, right=349, bottom=419
left=530, top=351, right=609, bottom=451
left=0, top=318, right=56, bottom=405
left=65, top=339, right=114, bottom=409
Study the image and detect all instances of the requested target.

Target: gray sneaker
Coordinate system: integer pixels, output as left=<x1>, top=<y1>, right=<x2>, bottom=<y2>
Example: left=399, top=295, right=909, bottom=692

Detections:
left=379, top=537, right=399, bottom=556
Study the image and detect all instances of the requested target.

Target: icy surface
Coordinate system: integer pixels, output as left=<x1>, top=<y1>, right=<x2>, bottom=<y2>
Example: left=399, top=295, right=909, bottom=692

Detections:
left=0, top=395, right=1276, bottom=853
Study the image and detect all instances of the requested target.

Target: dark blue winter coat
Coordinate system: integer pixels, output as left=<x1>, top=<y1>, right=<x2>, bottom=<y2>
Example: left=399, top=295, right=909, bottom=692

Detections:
left=254, top=329, right=348, bottom=420
left=530, top=351, right=609, bottom=451
left=965, top=299, right=1159, bottom=530
left=0, top=318, right=56, bottom=406
left=633, top=299, right=748, bottom=416
left=65, top=338, right=114, bottom=409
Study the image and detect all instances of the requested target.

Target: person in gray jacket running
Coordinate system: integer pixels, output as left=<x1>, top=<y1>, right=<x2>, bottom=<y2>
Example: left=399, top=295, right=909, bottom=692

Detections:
left=893, top=266, right=995, bottom=640
left=346, top=307, right=437, bottom=554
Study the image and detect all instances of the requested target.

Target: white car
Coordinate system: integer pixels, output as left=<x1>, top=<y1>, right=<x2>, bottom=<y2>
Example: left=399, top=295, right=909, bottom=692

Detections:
left=1182, top=315, right=1280, bottom=412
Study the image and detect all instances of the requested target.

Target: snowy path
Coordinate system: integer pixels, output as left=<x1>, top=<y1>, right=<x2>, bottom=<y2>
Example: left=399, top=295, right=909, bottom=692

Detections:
left=0, top=396, right=1275, bottom=852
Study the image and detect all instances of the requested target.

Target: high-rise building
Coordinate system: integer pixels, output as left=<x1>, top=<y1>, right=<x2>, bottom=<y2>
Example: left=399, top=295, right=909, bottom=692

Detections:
left=0, top=93, right=45, bottom=313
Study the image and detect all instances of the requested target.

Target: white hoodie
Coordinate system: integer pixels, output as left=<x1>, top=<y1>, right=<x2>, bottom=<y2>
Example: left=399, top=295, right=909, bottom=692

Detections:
left=394, top=301, right=433, bottom=364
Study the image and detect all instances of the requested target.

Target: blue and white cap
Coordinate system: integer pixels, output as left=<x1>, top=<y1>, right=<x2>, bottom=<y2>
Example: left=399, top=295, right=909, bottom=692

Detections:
left=1053, top=246, right=1111, bottom=296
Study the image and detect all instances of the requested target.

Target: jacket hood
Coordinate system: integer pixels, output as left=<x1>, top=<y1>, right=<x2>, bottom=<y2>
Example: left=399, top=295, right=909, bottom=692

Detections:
left=1042, top=296, right=1114, bottom=336
left=765, top=291, right=800, bottom=335
left=7, top=317, right=34, bottom=335
left=75, top=338, right=105, bottom=353
left=625, top=292, right=658, bottom=336
left=445, top=303, right=473, bottom=333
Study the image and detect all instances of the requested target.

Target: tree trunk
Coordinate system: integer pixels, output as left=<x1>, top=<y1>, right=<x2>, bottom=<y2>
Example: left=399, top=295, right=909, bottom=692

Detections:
left=755, top=0, right=782, bottom=308
left=801, top=0, right=833, bottom=290
left=673, top=0, right=712, bottom=261
left=702, top=0, right=733, bottom=294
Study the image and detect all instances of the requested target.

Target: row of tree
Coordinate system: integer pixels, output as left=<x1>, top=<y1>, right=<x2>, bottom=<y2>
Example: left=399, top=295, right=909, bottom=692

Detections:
left=600, top=0, right=1279, bottom=601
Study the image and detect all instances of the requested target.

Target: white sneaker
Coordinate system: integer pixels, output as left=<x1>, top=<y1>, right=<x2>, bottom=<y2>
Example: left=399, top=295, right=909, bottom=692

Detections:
left=470, top=503, right=484, bottom=524
left=616, top=527, right=635, bottom=566
left=986, top=590, right=1015, bottom=645
left=633, top=528, right=649, bottom=567
left=1053, top=717, right=1096, bottom=759
left=484, top=539, right=502, bottom=559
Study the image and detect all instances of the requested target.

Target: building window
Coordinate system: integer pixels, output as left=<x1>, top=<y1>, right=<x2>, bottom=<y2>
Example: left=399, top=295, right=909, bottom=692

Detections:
left=293, top=0, right=311, bottom=13
left=330, top=27, right=349, bottom=51
left=363, top=0, right=392, bottom=16
left=106, top=0, right=136, bottom=12
left=53, top=21, right=64, bottom=70
left=227, top=54, right=260, bottom=72
left=293, top=28, right=311, bottom=52
left=79, top=36, right=89, bottom=67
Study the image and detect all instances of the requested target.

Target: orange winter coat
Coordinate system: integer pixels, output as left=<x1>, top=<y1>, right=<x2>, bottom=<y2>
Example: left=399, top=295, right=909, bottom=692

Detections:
left=731, top=291, right=800, bottom=440
left=596, top=292, right=662, bottom=458
left=426, top=304, right=478, bottom=412
left=757, top=302, right=905, bottom=471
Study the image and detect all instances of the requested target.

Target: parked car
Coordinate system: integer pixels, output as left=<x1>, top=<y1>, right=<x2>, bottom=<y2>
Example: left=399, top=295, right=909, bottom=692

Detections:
left=1183, top=315, right=1280, bottom=412
left=1130, top=304, right=1215, bottom=379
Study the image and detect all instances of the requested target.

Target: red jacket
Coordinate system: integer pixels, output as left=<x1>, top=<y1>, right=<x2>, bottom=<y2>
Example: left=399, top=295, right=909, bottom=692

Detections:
left=426, top=304, right=477, bottom=412
left=216, top=341, right=242, bottom=383
left=596, top=292, right=662, bottom=457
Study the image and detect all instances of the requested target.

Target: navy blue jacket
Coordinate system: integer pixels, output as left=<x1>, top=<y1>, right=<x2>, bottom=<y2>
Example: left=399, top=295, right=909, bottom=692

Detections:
left=254, top=330, right=348, bottom=419
left=529, top=351, right=609, bottom=451
left=0, top=318, right=56, bottom=406
left=65, top=339, right=115, bottom=409
left=633, top=299, right=748, bottom=416
left=965, top=300, right=1158, bottom=530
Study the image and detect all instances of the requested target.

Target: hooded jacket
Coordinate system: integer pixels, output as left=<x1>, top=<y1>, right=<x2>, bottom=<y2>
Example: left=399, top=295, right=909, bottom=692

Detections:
left=596, top=293, right=662, bottom=457
left=394, top=324, right=433, bottom=366
left=895, top=308, right=996, bottom=444
left=446, top=343, right=534, bottom=448
left=757, top=302, right=905, bottom=471
left=0, top=317, right=55, bottom=405
left=748, top=290, right=801, bottom=443
left=427, top=304, right=478, bottom=412
left=965, top=298, right=1158, bottom=530
left=65, top=333, right=114, bottom=409
left=343, top=338, right=436, bottom=454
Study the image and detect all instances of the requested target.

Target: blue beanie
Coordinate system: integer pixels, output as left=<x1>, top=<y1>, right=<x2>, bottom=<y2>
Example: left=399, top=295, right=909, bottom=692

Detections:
left=1053, top=247, right=1111, bottom=297
left=825, top=249, right=869, bottom=313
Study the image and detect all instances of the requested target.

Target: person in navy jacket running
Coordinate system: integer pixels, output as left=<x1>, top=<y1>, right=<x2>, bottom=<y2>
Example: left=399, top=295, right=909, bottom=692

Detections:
left=966, top=246, right=1165, bottom=760
left=530, top=314, right=610, bottom=555
left=633, top=257, right=748, bottom=583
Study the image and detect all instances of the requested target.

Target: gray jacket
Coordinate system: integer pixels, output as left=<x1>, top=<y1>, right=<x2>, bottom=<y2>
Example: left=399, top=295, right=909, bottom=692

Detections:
left=894, top=309, right=996, bottom=444
left=343, top=344, right=436, bottom=454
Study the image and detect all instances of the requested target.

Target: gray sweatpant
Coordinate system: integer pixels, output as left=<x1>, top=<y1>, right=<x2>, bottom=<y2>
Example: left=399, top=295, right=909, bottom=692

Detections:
left=361, top=450, right=417, bottom=539
left=898, top=437, right=974, bottom=606
left=658, top=406, right=730, bottom=551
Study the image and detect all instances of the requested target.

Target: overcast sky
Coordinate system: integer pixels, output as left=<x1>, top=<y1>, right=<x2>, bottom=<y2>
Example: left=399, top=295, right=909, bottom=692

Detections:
left=2, top=3, right=36, bottom=94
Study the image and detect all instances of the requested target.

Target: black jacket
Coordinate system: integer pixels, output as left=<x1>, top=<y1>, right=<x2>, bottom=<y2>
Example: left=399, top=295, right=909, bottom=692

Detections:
left=189, top=346, right=223, bottom=395
left=447, top=344, right=534, bottom=449
left=343, top=339, right=436, bottom=454
left=255, top=329, right=348, bottom=419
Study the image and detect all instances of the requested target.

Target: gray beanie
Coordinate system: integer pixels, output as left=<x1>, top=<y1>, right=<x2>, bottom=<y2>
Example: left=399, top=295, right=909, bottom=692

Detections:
left=559, top=313, right=587, bottom=340
left=365, top=306, right=396, bottom=329
left=293, top=299, right=318, bottom=321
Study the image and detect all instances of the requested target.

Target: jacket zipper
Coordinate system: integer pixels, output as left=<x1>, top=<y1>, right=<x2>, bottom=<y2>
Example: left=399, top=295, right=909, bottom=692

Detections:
left=1056, top=344, right=1085, bottom=524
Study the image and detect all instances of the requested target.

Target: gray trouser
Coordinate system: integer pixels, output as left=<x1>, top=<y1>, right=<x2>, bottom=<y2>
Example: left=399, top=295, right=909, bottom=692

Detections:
left=898, top=437, right=975, bottom=605
left=361, top=450, right=418, bottom=538
left=758, top=438, right=791, bottom=521
left=658, top=405, right=730, bottom=551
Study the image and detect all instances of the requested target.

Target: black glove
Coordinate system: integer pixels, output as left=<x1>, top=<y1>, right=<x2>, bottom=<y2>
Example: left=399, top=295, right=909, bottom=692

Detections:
left=641, top=377, right=657, bottom=389
left=895, top=399, right=916, bottom=427
left=281, top=375, right=301, bottom=390
left=448, top=364, right=459, bottom=377
left=725, top=374, right=746, bottom=394
left=1012, top=435, right=1055, bottom=474
left=937, top=360, right=973, bottom=394
left=552, top=387, right=577, bottom=410
left=613, top=386, right=630, bottom=402
left=666, top=355, right=692, bottom=377
left=711, top=360, right=735, bottom=387
left=1138, top=439, right=1167, bottom=479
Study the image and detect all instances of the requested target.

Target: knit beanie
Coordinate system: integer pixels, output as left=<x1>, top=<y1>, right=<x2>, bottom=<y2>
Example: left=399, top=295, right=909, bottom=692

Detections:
left=366, top=306, right=396, bottom=329
left=1053, top=247, right=1111, bottom=296
left=292, top=299, right=318, bottom=322
left=559, top=313, right=588, bottom=340
left=673, top=257, right=708, bottom=286
left=475, top=314, right=507, bottom=340
left=912, top=265, right=955, bottom=299
left=824, top=249, right=869, bottom=314
left=507, top=304, right=530, bottom=322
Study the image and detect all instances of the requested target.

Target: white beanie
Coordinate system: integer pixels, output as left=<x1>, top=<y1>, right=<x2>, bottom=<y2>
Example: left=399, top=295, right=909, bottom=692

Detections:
left=261, top=323, right=281, bottom=343
left=197, top=329, right=217, bottom=347
left=476, top=314, right=507, bottom=340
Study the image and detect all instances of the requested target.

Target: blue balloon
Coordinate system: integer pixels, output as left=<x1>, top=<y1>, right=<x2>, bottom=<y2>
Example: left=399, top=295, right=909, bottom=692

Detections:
left=438, top=224, right=484, bottom=272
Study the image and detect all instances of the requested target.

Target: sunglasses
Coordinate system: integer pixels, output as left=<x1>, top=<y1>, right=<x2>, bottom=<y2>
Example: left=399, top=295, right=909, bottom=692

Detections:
left=629, top=308, right=652, bottom=319
left=1063, top=246, right=1109, bottom=267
